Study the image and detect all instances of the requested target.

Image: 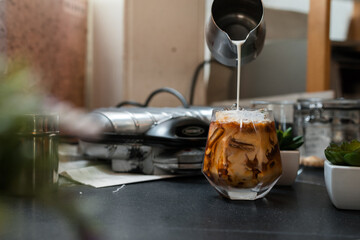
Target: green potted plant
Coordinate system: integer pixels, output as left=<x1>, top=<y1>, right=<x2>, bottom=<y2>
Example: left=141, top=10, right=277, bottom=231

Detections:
left=0, top=59, right=100, bottom=239
left=324, top=140, right=360, bottom=210
left=276, top=127, right=304, bottom=185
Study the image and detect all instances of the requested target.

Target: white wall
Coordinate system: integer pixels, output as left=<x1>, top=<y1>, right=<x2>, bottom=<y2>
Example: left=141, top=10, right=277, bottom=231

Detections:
left=263, top=0, right=309, bottom=14
left=263, top=0, right=354, bottom=41
left=329, top=0, right=354, bottom=41
left=87, top=0, right=125, bottom=109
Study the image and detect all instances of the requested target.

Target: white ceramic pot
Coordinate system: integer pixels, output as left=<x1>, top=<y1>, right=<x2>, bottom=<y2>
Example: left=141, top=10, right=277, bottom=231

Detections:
left=324, top=160, right=360, bottom=210
left=277, top=150, right=300, bottom=186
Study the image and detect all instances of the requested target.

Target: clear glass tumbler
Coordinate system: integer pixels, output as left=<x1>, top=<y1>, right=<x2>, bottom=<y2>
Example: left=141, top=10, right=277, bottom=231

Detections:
left=11, top=114, right=59, bottom=196
left=202, top=108, right=282, bottom=200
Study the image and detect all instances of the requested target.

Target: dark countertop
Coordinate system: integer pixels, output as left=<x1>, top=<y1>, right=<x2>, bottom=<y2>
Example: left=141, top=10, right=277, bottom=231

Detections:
left=1, top=167, right=360, bottom=240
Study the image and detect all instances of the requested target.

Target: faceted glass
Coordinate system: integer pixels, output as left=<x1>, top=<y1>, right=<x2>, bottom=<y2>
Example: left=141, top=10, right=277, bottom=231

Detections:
left=202, top=108, right=282, bottom=200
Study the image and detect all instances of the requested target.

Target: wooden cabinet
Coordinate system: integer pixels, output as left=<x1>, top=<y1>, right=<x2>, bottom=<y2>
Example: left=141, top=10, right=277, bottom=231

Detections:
left=307, top=0, right=360, bottom=93
left=306, top=0, right=331, bottom=92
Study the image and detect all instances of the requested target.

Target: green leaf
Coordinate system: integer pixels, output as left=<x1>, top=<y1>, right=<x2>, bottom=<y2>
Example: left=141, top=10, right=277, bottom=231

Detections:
left=325, top=150, right=345, bottom=165
left=345, top=140, right=360, bottom=152
left=276, top=127, right=304, bottom=150
left=324, top=140, right=360, bottom=166
left=293, top=135, right=303, bottom=142
left=344, top=152, right=360, bottom=166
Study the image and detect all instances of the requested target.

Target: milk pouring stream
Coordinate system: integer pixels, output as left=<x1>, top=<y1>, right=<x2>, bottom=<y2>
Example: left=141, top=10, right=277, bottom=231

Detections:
left=233, top=40, right=245, bottom=111
left=205, top=0, right=266, bottom=107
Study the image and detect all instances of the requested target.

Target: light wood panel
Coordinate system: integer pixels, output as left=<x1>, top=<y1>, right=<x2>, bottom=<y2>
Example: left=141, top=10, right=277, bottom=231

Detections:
left=348, top=0, right=360, bottom=41
left=123, top=0, right=207, bottom=107
left=306, top=0, right=331, bottom=92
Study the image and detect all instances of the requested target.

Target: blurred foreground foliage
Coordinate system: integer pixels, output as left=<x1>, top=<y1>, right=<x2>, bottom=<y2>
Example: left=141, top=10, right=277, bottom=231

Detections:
left=0, top=58, right=44, bottom=193
left=0, top=58, right=101, bottom=240
left=0, top=58, right=43, bottom=114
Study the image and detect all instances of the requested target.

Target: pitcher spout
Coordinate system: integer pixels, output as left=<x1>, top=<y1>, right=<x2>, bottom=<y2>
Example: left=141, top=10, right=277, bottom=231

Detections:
left=205, top=0, right=266, bottom=67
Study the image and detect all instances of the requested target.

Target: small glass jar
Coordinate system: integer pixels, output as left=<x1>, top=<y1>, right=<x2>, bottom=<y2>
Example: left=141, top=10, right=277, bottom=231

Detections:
left=294, top=98, right=360, bottom=162
left=322, top=99, right=360, bottom=144
left=7, top=114, right=60, bottom=196
left=294, top=98, right=332, bottom=161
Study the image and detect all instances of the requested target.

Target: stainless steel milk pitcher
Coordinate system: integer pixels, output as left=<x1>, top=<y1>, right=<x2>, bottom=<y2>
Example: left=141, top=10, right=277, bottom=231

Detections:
left=206, top=0, right=266, bottom=67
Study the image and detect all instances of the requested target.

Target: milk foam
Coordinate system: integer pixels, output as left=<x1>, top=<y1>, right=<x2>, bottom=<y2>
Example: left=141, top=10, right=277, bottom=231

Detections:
left=215, top=110, right=271, bottom=123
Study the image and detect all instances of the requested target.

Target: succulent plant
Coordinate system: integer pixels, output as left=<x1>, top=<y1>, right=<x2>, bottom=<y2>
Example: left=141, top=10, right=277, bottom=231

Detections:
left=276, top=127, right=304, bottom=151
left=325, top=140, right=360, bottom=167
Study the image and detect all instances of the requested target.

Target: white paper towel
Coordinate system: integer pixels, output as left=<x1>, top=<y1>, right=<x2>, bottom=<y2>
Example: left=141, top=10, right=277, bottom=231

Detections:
left=60, top=162, right=175, bottom=188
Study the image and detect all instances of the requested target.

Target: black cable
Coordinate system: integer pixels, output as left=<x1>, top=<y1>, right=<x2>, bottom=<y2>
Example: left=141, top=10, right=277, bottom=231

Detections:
left=144, top=87, right=189, bottom=108
left=189, top=59, right=217, bottom=105
left=116, top=101, right=144, bottom=108
left=189, top=59, right=234, bottom=105
left=117, top=59, right=228, bottom=108
left=117, top=59, right=227, bottom=107
left=116, top=87, right=189, bottom=108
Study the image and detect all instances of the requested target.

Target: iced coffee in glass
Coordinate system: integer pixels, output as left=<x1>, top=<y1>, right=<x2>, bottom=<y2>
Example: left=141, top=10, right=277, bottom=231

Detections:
left=202, top=108, right=282, bottom=200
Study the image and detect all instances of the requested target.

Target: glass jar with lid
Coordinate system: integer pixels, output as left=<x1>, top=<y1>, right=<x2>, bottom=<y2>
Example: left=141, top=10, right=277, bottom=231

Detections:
left=294, top=98, right=332, bottom=164
left=294, top=98, right=360, bottom=165
left=322, top=99, right=360, bottom=144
